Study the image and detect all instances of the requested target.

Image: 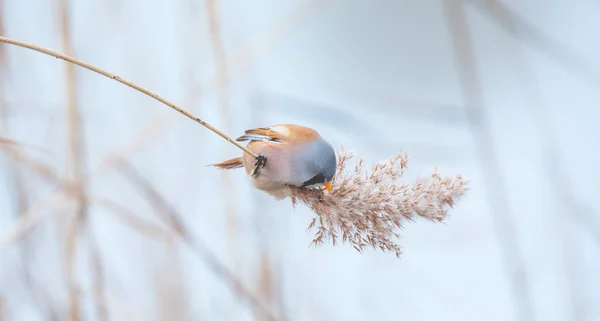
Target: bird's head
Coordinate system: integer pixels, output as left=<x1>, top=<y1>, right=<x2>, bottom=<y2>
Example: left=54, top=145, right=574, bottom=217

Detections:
left=299, top=138, right=337, bottom=192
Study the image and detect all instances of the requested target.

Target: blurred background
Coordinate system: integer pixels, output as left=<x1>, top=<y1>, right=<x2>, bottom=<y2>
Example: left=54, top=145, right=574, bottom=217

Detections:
left=0, top=0, right=599, bottom=320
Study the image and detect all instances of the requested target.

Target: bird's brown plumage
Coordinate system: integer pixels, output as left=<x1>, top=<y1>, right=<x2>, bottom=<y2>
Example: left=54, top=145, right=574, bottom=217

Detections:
left=236, top=124, right=320, bottom=144
left=211, top=124, right=331, bottom=199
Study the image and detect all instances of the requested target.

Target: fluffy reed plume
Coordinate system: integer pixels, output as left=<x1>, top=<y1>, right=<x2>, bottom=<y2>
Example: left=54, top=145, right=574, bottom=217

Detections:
left=286, top=148, right=468, bottom=257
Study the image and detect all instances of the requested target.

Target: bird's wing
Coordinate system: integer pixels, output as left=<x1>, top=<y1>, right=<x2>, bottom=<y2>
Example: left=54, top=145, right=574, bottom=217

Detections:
left=236, top=124, right=321, bottom=144
left=235, top=127, right=286, bottom=143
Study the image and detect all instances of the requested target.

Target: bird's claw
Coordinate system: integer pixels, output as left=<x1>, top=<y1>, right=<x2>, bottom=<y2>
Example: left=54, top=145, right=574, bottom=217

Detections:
left=255, top=155, right=268, bottom=168
left=252, top=155, right=268, bottom=177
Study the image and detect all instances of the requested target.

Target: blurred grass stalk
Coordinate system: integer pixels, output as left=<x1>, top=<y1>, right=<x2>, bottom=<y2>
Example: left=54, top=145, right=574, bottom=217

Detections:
left=467, top=0, right=600, bottom=85
left=444, top=1, right=534, bottom=321
left=205, top=1, right=288, bottom=319
left=204, top=2, right=242, bottom=315
left=113, top=159, right=279, bottom=320
left=484, top=0, right=588, bottom=318
left=0, top=7, right=7, bottom=321
left=155, top=241, right=188, bottom=321
left=55, top=0, right=103, bottom=320
left=2, top=126, right=282, bottom=320
left=0, top=2, right=42, bottom=319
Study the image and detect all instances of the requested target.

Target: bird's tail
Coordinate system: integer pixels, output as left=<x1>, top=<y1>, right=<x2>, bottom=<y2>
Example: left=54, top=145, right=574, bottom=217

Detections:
left=211, top=157, right=243, bottom=169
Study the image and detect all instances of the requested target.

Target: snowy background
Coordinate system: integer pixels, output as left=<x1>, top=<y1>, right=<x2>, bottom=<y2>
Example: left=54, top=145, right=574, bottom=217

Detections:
left=0, top=0, right=599, bottom=320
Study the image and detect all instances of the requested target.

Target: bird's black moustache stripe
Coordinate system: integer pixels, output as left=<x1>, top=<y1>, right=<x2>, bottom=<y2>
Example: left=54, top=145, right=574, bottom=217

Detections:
left=301, top=173, right=325, bottom=187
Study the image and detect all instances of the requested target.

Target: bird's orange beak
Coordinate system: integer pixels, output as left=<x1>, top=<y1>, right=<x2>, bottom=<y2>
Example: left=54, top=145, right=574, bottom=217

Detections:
left=323, top=182, right=332, bottom=192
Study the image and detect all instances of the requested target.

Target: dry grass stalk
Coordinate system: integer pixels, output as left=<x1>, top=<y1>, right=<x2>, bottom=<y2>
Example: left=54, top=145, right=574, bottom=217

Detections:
left=287, top=148, right=468, bottom=257
left=96, top=197, right=177, bottom=241
left=0, top=146, right=179, bottom=250
left=0, top=144, right=183, bottom=321
left=1, top=143, right=63, bottom=321
left=155, top=241, right=188, bottom=321
left=0, top=142, right=58, bottom=181
left=0, top=0, right=4, bottom=72
left=56, top=0, right=87, bottom=319
left=205, top=0, right=236, bottom=233
left=0, top=35, right=257, bottom=158
left=111, top=159, right=187, bottom=237
left=444, top=1, right=533, bottom=320
left=205, top=3, right=245, bottom=312
left=0, top=116, right=182, bottom=252
left=0, top=2, right=36, bottom=294
left=0, top=189, right=68, bottom=251
left=220, top=0, right=330, bottom=88
left=1, top=146, right=185, bottom=321
left=468, top=0, right=600, bottom=85
left=253, top=251, right=285, bottom=321
left=486, top=0, right=590, bottom=317
left=88, top=235, right=108, bottom=321
left=112, top=159, right=279, bottom=321
left=0, top=0, right=5, bottom=120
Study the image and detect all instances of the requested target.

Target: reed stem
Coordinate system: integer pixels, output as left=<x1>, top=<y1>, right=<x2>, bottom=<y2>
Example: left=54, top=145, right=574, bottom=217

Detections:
left=0, top=35, right=258, bottom=158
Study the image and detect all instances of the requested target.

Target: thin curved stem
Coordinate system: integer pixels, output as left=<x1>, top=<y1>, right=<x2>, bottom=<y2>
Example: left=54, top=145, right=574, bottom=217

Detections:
left=0, top=35, right=258, bottom=158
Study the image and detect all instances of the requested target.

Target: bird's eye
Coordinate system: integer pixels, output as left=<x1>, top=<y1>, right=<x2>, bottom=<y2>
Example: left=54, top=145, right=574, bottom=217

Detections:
left=301, top=173, right=325, bottom=187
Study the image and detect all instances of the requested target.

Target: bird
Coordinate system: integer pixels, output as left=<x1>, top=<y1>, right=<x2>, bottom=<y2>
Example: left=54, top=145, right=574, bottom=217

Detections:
left=211, top=124, right=337, bottom=199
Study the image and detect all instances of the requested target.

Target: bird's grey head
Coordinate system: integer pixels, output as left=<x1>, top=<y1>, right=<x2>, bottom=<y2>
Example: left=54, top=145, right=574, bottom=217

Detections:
left=297, top=138, right=337, bottom=190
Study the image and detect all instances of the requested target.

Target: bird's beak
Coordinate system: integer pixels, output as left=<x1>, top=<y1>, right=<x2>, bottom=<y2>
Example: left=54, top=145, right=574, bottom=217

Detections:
left=323, top=182, right=332, bottom=192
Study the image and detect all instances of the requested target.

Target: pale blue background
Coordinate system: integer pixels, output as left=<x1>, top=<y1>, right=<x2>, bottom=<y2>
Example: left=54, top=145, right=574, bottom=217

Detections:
left=0, top=1, right=599, bottom=320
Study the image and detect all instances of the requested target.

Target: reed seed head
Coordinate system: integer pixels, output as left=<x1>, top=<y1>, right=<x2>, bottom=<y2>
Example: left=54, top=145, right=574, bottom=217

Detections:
left=285, top=148, right=469, bottom=257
